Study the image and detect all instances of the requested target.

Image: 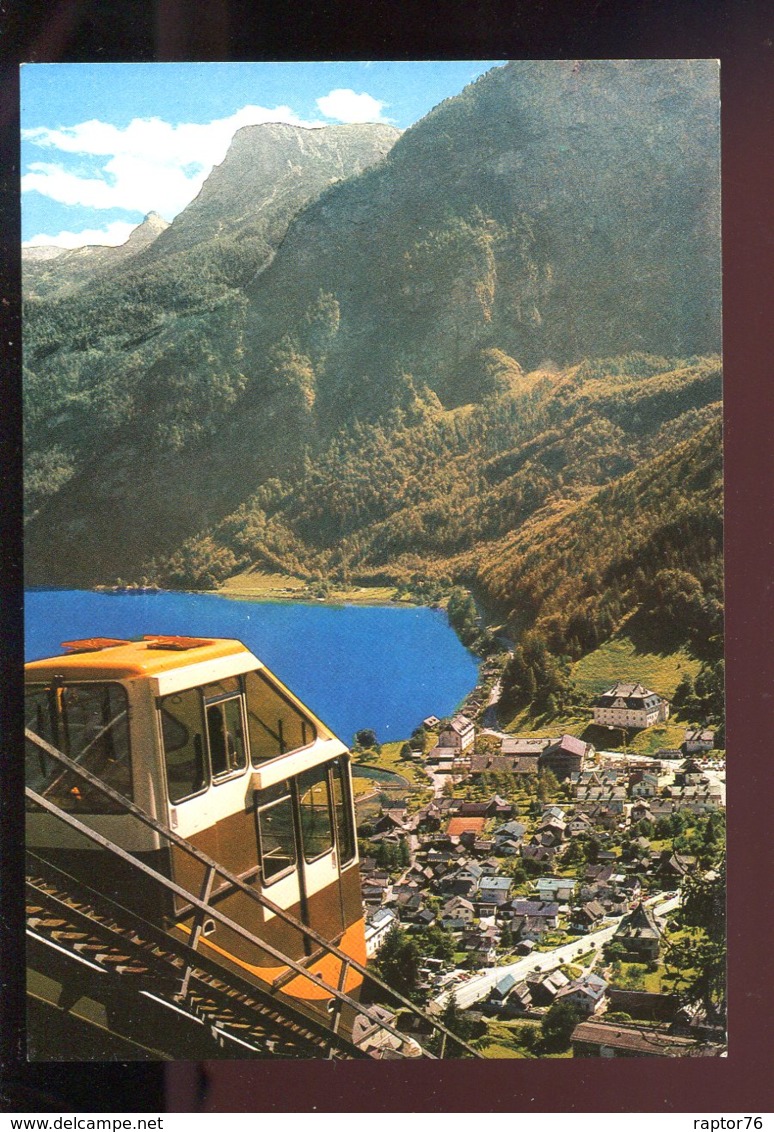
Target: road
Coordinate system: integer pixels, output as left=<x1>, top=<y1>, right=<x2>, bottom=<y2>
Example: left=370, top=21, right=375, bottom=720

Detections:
left=424, top=764, right=449, bottom=798
left=480, top=679, right=504, bottom=732
left=433, top=892, right=680, bottom=1010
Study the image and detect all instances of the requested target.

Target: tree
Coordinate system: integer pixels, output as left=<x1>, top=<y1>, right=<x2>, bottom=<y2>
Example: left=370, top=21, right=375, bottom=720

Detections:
left=439, top=992, right=476, bottom=1047
left=604, top=940, right=627, bottom=963
left=536, top=768, right=559, bottom=805
left=354, top=728, right=378, bottom=750
left=672, top=672, right=697, bottom=715
left=540, top=1001, right=582, bottom=1052
left=664, top=856, right=726, bottom=1023
left=562, top=837, right=585, bottom=865
left=417, top=923, right=455, bottom=963
left=373, top=925, right=421, bottom=1001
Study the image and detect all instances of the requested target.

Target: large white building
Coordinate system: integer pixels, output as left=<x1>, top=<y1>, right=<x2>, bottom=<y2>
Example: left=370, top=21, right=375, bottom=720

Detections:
left=592, top=682, right=670, bottom=730
left=364, top=907, right=399, bottom=957
left=437, top=714, right=476, bottom=751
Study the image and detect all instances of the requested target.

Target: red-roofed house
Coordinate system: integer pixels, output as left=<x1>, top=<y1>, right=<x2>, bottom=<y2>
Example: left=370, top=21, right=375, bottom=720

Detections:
left=539, top=734, right=593, bottom=779
left=447, top=816, right=486, bottom=839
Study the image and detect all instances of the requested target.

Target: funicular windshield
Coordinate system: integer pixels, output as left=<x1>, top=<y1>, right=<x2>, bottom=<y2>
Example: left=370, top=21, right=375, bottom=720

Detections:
left=25, top=682, right=132, bottom=813
left=244, top=670, right=315, bottom=763
left=158, top=669, right=315, bottom=804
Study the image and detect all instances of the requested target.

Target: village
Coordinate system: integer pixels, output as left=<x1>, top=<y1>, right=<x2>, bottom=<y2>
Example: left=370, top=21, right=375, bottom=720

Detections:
left=355, top=676, right=726, bottom=1059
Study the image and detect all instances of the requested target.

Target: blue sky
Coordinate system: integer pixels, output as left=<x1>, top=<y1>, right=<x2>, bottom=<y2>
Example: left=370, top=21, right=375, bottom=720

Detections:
left=20, top=61, right=504, bottom=248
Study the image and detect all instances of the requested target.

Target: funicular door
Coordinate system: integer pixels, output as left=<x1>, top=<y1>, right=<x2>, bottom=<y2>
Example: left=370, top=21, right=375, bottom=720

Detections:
left=293, top=762, right=346, bottom=946
left=253, top=767, right=345, bottom=951
left=246, top=668, right=349, bottom=954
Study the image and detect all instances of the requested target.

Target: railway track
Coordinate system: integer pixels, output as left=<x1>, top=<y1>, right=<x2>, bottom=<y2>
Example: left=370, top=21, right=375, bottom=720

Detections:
left=26, top=855, right=371, bottom=1060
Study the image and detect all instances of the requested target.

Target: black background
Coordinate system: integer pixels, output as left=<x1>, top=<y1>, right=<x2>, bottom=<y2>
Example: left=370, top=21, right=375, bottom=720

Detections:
left=1, top=0, right=772, bottom=1114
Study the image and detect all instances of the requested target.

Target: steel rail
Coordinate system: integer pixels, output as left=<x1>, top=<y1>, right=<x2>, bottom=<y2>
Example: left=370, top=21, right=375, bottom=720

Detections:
left=26, top=868, right=355, bottom=1058
left=26, top=728, right=481, bottom=1057
left=28, top=785, right=433, bottom=1058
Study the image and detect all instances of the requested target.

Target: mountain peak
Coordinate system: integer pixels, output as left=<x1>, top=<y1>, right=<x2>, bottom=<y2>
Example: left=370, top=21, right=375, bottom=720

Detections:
left=125, top=211, right=170, bottom=249
left=143, top=120, right=400, bottom=262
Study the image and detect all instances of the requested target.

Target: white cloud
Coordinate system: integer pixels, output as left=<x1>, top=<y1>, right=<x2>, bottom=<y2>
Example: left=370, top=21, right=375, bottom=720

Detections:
left=316, top=88, right=389, bottom=123
left=24, top=220, right=140, bottom=249
left=21, top=103, right=323, bottom=220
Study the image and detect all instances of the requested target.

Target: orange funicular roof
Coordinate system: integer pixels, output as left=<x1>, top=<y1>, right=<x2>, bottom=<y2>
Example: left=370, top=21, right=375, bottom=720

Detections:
left=26, top=635, right=252, bottom=679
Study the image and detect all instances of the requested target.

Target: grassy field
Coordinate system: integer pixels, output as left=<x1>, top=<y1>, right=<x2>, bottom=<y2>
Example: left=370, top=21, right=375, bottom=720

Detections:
left=352, top=741, right=434, bottom=816
left=217, top=568, right=401, bottom=605
left=571, top=633, right=701, bottom=701
left=480, top=1043, right=530, bottom=1058
left=477, top=1020, right=535, bottom=1059
left=355, top=740, right=413, bottom=774
left=352, top=772, right=381, bottom=800
left=476, top=1020, right=575, bottom=1059
left=499, top=630, right=701, bottom=751
left=609, top=960, right=673, bottom=994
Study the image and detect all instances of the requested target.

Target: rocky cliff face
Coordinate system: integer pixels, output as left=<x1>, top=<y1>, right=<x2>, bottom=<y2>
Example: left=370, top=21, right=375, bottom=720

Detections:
left=241, top=60, right=720, bottom=420
left=143, top=122, right=400, bottom=265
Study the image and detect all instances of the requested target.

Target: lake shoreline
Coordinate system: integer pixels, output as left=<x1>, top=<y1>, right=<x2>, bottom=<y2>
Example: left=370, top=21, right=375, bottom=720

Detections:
left=212, top=570, right=414, bottom=609
left=26, top=587, right=479, bottom=746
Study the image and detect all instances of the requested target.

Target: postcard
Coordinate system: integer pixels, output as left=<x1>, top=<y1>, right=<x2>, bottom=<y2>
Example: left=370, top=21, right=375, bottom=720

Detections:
left=17, top=56, right=730, bottom=1092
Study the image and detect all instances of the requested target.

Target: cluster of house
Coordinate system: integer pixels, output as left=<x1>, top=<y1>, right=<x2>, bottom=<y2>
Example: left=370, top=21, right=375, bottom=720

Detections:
left=358, top=777, right=700, bottom=977
left=472, top=733, right=594, bottom=780
left=571, top=759, right=723, bottom=824
left=356, top=674, right=723, bottom=1054
left=477, top=898, right=727, bottom=1056
left=423, top=714, right=596, bottom=780
left=359, top=776, right=721, bottom=1020
left=422, top=680, right=715, bottom=781
left=485, top=967, right=608, bottom=1019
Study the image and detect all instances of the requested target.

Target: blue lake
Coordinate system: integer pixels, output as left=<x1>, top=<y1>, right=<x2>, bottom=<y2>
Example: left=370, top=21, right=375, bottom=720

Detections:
left=24, top=589, right=479, bottom=745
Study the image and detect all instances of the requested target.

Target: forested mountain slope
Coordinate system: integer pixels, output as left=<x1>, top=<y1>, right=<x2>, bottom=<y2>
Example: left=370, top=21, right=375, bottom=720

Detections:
left=146, top=355, right=722, bottom=655
left=23, top=61, right=721, bottom=667
left=23, top=122, right=399, bottom=525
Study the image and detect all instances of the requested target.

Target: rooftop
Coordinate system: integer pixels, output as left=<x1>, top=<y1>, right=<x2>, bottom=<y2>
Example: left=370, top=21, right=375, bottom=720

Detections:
left=25, top=635, right=253, bottom=679
left=571, top=1020, right=723, bottom=1057
left=594, top=681, right=665, bottom=707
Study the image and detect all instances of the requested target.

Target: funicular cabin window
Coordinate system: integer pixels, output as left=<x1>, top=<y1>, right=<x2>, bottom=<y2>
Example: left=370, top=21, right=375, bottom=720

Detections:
left=244, top=670, right=315, bottom=764
left=160, top=688, right=207, bottom=803
left=24, top=682, right=132, bottom=813
left=298, top=765, right=334, bottom=861
left=205, top=696, right=247, bottom=780
left=255, top=781, right=296, bottom=882
left=332, top=759, right=355, bottom=866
